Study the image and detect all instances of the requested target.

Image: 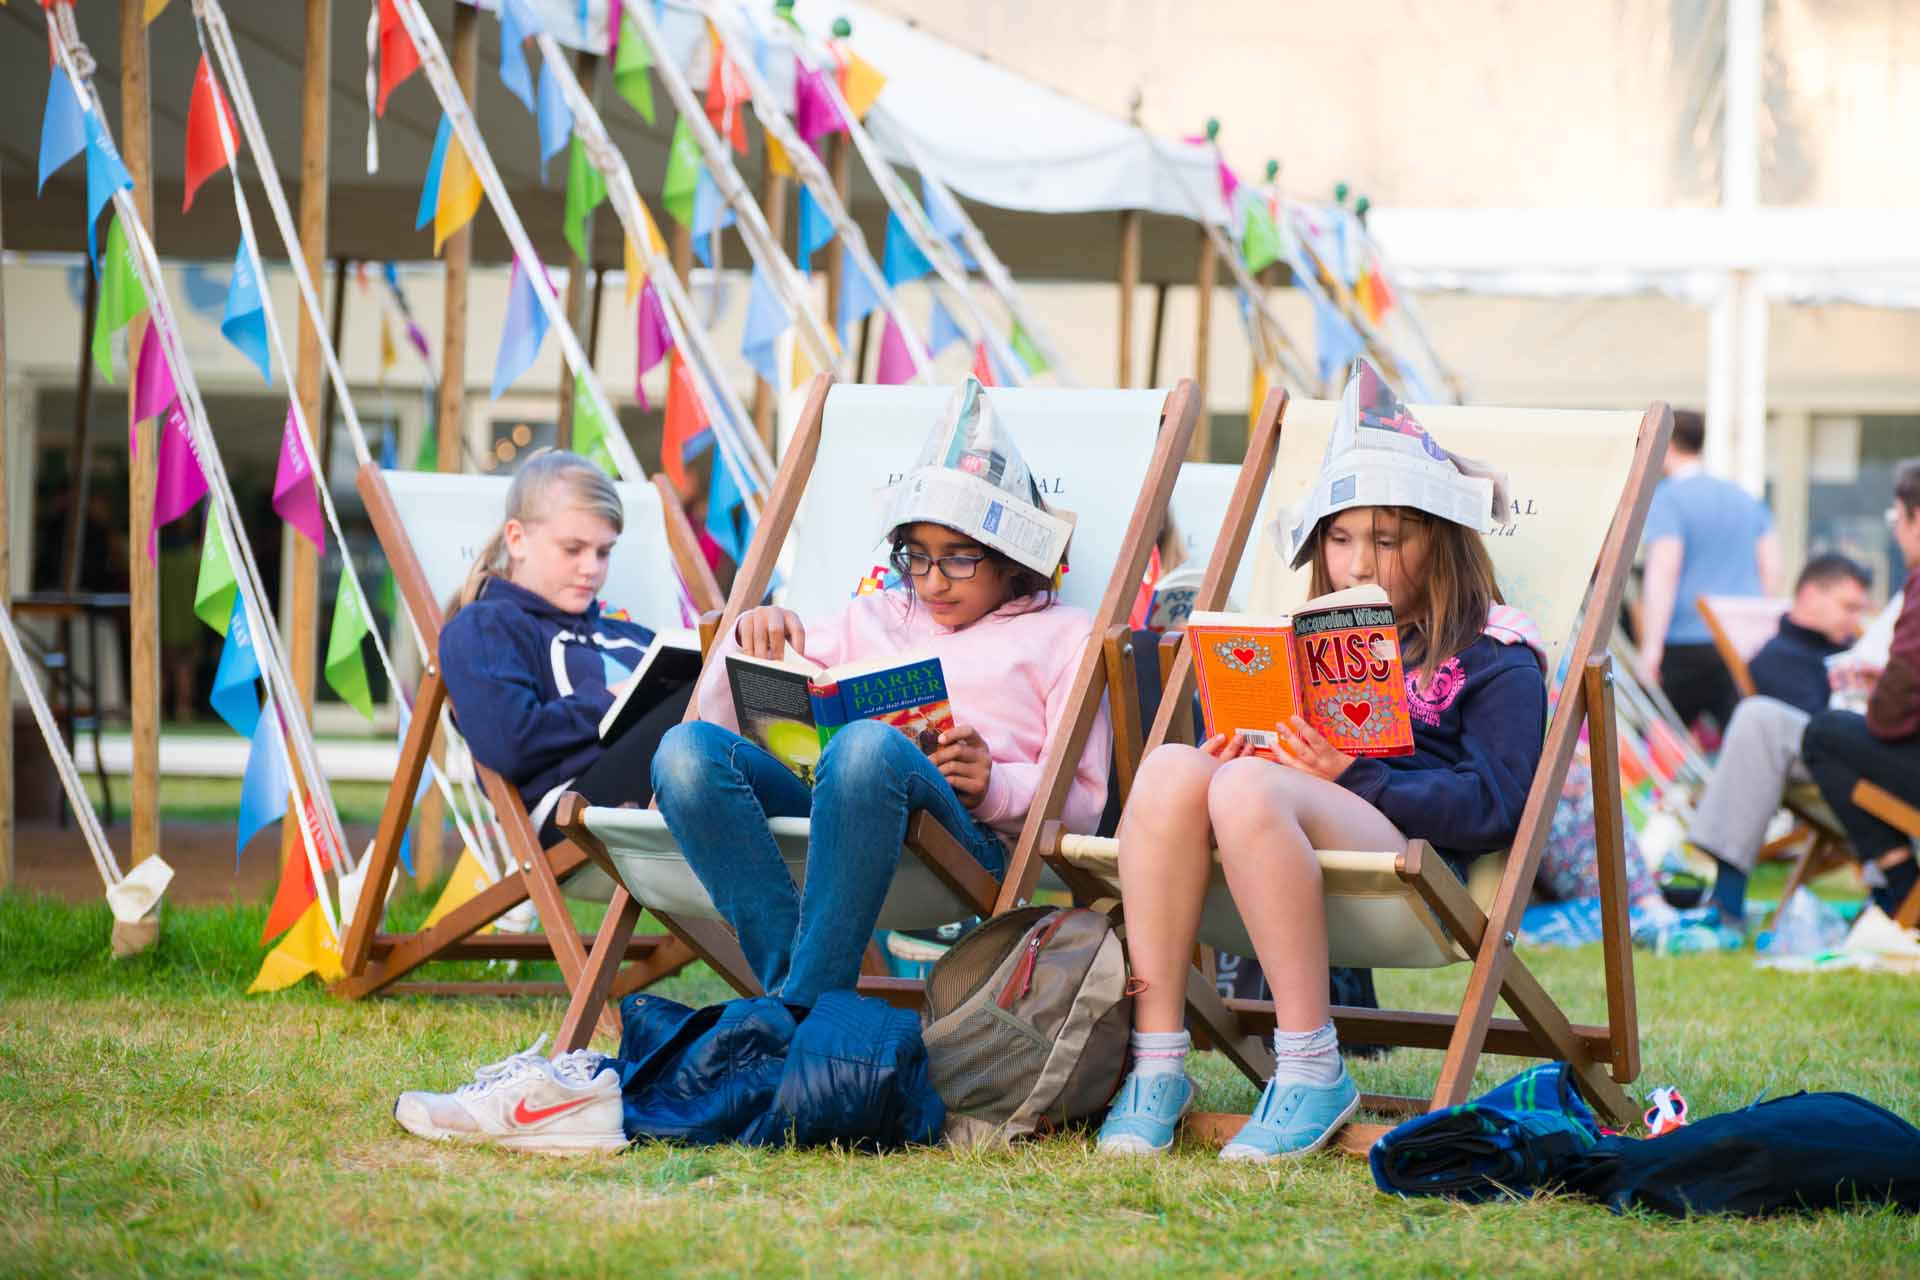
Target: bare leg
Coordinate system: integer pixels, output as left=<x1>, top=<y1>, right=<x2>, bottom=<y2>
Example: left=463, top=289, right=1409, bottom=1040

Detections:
left=1115, top=743, right=1222, bottom=1033
left=1207, top=759, right=1404, bottom=1032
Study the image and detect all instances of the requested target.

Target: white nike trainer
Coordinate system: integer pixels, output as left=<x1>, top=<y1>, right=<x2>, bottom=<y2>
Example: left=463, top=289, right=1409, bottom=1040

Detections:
left=394, top=1041, right=625, bottom=1156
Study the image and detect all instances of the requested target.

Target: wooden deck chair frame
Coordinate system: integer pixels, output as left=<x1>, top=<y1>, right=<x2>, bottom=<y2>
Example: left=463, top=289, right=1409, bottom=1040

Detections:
left=1043, top=388, right=1671, bottom=1152
left=331, top=461, right=724, bottom=1010
left=548, top=373, right=1200, bottom=1051
left=1851, top=781, right=1920, bottom=928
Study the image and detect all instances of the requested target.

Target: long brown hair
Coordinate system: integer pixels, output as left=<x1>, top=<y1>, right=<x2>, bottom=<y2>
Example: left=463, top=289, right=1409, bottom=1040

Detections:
left=446, top=449, right=624, bottom=621
left=1305, top=506, right=1502, bottom=679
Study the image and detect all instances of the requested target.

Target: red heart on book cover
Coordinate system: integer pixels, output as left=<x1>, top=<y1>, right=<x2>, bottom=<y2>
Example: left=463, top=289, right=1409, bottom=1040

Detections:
left=1231, top=647, right=1257, bottom=666
left=1340, top=700, right=1372, bottom=728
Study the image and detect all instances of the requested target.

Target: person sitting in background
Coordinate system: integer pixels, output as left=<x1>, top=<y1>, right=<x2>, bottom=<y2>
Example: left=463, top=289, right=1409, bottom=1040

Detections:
left=1748, top=553, right=1871, bottom=715
left=1635, top=410, right=1779, bottom=736
left=1802, top=461, right=1920, bottom=922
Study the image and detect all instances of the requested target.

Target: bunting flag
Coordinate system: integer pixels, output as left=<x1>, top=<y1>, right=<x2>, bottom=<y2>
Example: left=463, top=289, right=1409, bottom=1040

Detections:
left=740, top=266, right=786, bottom=386
left=703, top=26, right=749, bottom=154
left=211, top=593, right=263, bottom=739
left=433, top=132, right=484, bottom=255
left=535, top=61, right=571, bottom=180
left=705, top=451, right=750, bottom=563
left=272, top=407, right=326, bottom=552
left=258, top=830, right=316, bottom=947
left=661, top=118, right=700, bottom=228
left=1358, top=267, right=1394, bottom=324
left=1312, top=294, right=1366, bottom=388
left=563, top=136, right=608, bottom=262
left=660, top=353, right=709, bottom=493
left=922, top=178, right=967, bottom=242
left=144, top=0, right=172, bottom=23
left=247, top=899, right=344, bottom=992
left=219, top=244, right=272, bottom=384
left=569, top=372, right=617, bottom=475
left=636, top=196, right=668, bottom=258
left=613, top=10, right=655, bottom=123
left=497, top=0, right=539, bottom=113
left=873, top=316, right=916, bottom=385
left=324, top=576, right=376, bottom=721
left=1249, top=364, right=1270, bottom=434
left=927, top=299, right=964, bottom=356
left=492, top=261, right=551, bottom=400
left=194, top=514, right=238, bottom=634
left=836, top=262, right=880, bottom=347
left=634, top=278, right=674, bottom=407
left=378, top=311, right=399, bottom=381
left=971, top=340, right=995, bottom=386
left=689, top=170, right=735, bottom=268
left=624, top=231, right=644, bottom=308
left=1216, top=155, right=1240, bottom=207
left=131, top=321, right=176, bottom=425
left=83, top=113, right=133, bottom=274
left=880, top=212, right=932, bottom=287
left=415, top=114, right=451, bottom=228
left=91, top=215, right=147, bottom=378
left=420, top=848, right=494, bottom=931
left=182, top=54, right=240, bottom=213
left=796, top=186, right=833, bottom=275
left=148, top=402, right=209, bottom=560
left=377, top=0, right=421, bottom=116
left=38, top=62, right=84, bottom=194
left=794, top=62, right=842, bottom=142
left=1009, top=322, right=1047, bottom=375
left=1242, top=203, right=1282, bottom=275
left=764, top=134, right=792, bottom=178
left=839, top=51, right=887, bottom=120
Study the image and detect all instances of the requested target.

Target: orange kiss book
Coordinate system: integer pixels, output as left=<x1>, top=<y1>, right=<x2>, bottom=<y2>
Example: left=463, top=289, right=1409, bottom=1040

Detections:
left=1186, top=585, right=1415, bottom=760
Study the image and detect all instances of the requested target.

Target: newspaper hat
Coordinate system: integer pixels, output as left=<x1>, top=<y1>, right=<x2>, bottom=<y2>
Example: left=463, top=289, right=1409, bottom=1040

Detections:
left=879, top=377, right=1076, bottom=578
left=1282, top=359, right=1511, bottom=568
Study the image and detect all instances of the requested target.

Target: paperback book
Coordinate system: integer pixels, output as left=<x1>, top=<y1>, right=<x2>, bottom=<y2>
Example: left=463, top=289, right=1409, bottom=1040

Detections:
left=725, top=649, right=956, bottom=783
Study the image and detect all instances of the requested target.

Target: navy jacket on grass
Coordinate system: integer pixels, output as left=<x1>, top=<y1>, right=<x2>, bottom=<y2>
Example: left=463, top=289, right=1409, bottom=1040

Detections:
left=1337, top=634, right=1548, bottom=869
left=438, top=576, right=656, bottom=810
left=1748, top=617, right=1848, bottom=717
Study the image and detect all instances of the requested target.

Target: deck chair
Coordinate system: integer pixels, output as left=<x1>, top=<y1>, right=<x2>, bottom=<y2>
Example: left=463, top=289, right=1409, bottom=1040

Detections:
left=1167, top=462, right=1275, bottom=611
left=1696, top=594, right=1856, bottom=912
left=332, top=463, right=724, bottom=1008
left=1049, top=387, right=1672, bottom=1151
left=548, top=374, right=1199, bottom=1051
left=1851, top=781, right=1920, bottom=928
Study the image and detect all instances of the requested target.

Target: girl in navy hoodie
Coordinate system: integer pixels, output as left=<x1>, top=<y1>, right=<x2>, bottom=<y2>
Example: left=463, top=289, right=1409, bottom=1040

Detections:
left=1098, top=362, right=1548, bottom=1163
left=438, top=450, right=686, bottom=841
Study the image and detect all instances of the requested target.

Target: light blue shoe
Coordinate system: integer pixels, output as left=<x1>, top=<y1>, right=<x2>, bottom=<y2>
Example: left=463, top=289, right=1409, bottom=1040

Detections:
left=1096, top=1070, right=1194, bottom=1156
left=1219, top=1066, right=1360, bottom=1162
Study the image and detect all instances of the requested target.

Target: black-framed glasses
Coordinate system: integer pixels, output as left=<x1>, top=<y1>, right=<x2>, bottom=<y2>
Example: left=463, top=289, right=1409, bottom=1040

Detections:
left=891, top=548, right=987, bottom=580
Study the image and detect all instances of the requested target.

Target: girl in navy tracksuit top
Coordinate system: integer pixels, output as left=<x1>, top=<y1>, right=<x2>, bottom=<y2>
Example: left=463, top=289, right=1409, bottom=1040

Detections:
left=438, top=451, right=688, bottom=841
left=1098, top=363, right=1548, bottom=1163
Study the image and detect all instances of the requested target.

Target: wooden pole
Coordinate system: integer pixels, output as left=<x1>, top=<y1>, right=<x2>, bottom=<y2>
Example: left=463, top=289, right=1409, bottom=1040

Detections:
left=1, top=179, right=12, bottom=890
left=1117, top=209, right=1141, bottom=387
left=319, top=257, right=348, bottom=472
left=418, top=0, right=481, bottom=884
left=824, top=134, right=852, bottom=340
left=1145, top=281, right=1169, bottom=388
left=751, top=160, right=790, bottom=448
left=556, top=51, right=602, bottom=449
left=282, top=0, right=331, bottom=874
left=1191, top=231, right=1217, bottom=462
left=122, top=0, right=160, bottom=869
left=670, top=223, right=693, bottom=289
left=59, top=264, right=98, bottom=593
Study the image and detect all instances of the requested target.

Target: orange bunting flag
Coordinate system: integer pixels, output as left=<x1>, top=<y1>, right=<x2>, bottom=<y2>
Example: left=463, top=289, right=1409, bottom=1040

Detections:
left=259, top=819, right=316, bottom=945
left=182, top=54, right=241, bottom=213
left=661, top=353, right=710, bottom=494
left=839, top=51, right=887, bottom=120
left=970, top=341, right=995, bottom=386
left=703, top=25, right=749, bottom=154
left=377, top=0, right=421, bottom=117
left=433, top=134, right=484, bottom=255
left=1362, top=266, right=1394, bottom=322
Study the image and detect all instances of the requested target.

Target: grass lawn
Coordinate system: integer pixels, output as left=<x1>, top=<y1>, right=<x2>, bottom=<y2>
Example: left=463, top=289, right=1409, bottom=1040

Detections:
left=2, top=869, right=1918, bottom=1278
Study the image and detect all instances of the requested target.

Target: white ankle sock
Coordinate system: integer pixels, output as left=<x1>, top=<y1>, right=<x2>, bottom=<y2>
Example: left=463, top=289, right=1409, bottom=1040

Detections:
left=1129, top=1029, right=1191, bottom=1079
left=1270, top=1021, right=1342, bottom=1088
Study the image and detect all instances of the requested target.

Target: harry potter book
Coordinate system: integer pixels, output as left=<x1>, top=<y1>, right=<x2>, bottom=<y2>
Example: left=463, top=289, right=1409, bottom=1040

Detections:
left=725, top=650, right=957, bottom=783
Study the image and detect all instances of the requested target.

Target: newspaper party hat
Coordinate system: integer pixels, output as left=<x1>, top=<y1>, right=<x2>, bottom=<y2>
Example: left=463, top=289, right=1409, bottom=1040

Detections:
left=879, top=377, right=1076, bottom=578
left=1282, top=359, right=1511, bottom=568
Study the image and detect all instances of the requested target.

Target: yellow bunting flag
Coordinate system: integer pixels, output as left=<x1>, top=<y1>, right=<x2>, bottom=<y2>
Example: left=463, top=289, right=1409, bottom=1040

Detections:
left=1250, top=365, right=1271, bottom=434
left=433, top=134, right=484, bottom=256
left=247, top=900, right=344, bottom=993
left=840, top=52, right=887, bottom=120
left=420, top=848, right=494, bottom=932
left=144, top=0, right=173, bottom=24
left=765, top=134, right=793, bottom=178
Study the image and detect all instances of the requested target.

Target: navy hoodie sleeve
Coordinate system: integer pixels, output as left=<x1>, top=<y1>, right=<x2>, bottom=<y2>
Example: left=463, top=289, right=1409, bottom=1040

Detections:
left=1747, top=640, right=1830, bottom=717
left=1336, top=657, right=1547, bottom=855
left=440, top=605, right=613, bottom=788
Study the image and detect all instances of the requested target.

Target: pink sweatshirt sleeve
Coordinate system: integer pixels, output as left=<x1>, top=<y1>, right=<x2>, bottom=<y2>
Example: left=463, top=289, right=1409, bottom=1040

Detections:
left=692, top=606, right=854, bottom=730
left=974, top=645, right=1114, bottom=837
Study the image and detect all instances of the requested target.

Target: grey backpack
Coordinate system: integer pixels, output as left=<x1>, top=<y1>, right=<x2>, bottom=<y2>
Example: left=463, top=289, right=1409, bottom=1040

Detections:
left=921, top=906, right=1133, bottom=1146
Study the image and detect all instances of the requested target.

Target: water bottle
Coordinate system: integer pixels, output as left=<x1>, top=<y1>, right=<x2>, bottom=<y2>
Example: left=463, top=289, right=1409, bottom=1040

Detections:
left=1757, top=889, right=1848, bottom=956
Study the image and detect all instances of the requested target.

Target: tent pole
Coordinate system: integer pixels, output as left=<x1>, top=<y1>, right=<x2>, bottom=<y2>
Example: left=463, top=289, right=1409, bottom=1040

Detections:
left=1, top=178, right=12, bottom=890
left=751, top=157, right=790, bottom=449
left=1191, top=230, right=1216, bottom=461
left=556, top=49, right=602, bottom=450
left=1117, top=209, right=1141, bottom=386
left=1146, top=281, right=1168, bottom=388
left=824, top=134, right=851, bottom=340
left=59, top=262, right=97, bottom=594
left=282, top=0, right=332, bottom=875
left=121, top=0, right=160, bottom=871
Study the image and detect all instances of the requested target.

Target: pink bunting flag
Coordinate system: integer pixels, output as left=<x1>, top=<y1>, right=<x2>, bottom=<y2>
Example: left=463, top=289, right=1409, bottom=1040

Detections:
left=148, top=401, right=209, bottom=560
left=794, top=62, right=843, bottom=143
left=131, top=321, right=177, bottom=432
left=873, top=316, right=917, bottom=385
left=606, top=0, right=625, bottom=56
left=1217, top=157, right=1239, bottom=206
left=271, top=405, right=325, bottom=552
left=633, top=279, right=674, bottom=408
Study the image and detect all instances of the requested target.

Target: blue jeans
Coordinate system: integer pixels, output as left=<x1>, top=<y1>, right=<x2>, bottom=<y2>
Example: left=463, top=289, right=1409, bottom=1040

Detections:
left=650, top=718, right=1008, bottom=1005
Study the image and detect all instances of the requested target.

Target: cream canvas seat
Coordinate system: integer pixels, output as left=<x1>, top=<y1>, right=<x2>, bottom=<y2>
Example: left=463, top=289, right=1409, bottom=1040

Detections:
left=551, top=375, right=1198, bottom=1050
left=1045, top=388, right=1671, bottom=1145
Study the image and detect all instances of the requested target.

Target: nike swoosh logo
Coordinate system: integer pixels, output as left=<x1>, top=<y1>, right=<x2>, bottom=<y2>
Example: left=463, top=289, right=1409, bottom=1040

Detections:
left=512, top=1095, right=597, bottom=1125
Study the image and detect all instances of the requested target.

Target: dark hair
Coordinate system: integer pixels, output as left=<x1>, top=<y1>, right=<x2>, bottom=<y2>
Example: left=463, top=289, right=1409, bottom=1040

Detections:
left=1305, top=507, right=1503, bottom=678
left=886, top=524, right=1056, bottom=619
left=1670, top=409, right=1705, bottom=455
left=1896, top=457, right=1920, bottom=515
left=1796, top=552, right=1871, bottom=595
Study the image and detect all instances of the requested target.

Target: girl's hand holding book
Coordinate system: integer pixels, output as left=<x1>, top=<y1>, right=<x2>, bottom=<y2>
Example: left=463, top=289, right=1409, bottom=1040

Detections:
left=1198, top=732, right=1258, bottom=763
left=931, top=725, right=993, bottom=806
left=736, top=606, right=812, bottom=663
left=1273, top=715, right=1354, bottom=782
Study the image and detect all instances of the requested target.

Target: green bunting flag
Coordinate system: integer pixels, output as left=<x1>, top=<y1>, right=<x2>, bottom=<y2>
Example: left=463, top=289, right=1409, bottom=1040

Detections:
left=413, top=423, right=439, bottom=472
left=1009, top=322, right=1047, bottom=375
left=92, top=214, right=148, bottom=379
left=570, top=371, right=618, bottom=475
left=613, top=13, right=655, bottom=124
left=194, top=513, right=238, bottom=635
left=324, top=576, right=375, bottom=721
left=1242, top=203, right=1282, bottom=276
left=563, top=136, right=609, bottom=263
left=661, top=118, right=701, bottom=229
